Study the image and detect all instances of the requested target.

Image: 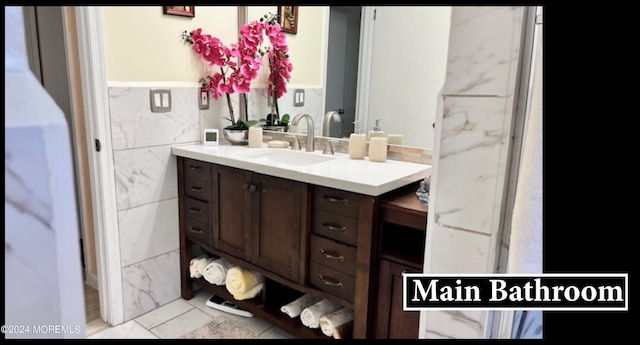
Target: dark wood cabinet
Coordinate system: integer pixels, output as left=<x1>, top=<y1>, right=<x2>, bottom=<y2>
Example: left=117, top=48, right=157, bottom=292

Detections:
left=373, top=189, right=428, bottom=339
left=212, top=165, right=253, bottom=260
left=250, top=173, right=304, bottom=283
left=211, top=164, right=304, bottom=282
left=375, top=259, right=422, bottom=339
left=176, top=155, right=424, bottom=339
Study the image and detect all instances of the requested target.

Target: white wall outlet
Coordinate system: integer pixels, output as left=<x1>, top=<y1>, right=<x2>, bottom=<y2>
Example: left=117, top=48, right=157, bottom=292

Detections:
left=150, top=89, right=171, bottom=112
left=199, top=88, right=209, bottom=110
left=294, top=89, right=304, bottom=107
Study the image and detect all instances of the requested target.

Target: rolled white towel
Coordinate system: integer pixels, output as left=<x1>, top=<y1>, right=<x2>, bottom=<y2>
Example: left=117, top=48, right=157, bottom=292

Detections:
left=225, top=266, right=264, bottom=301
left=300, top=299, right=342, bottom=329
left=280, top=294, right=322, bottom=318
left=319, top=307, right=354, bottom=337
left=202, top=258, right=235, bottom=286
left=189, top=254, right=214, bottom=279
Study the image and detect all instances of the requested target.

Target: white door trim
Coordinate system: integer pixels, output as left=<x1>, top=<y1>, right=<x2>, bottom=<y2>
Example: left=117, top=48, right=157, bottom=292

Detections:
left=353, top=6, right=375, bottom=134
left=321, top=6, right=374, bottom=135
left=74, top=6, right=124, bottom=326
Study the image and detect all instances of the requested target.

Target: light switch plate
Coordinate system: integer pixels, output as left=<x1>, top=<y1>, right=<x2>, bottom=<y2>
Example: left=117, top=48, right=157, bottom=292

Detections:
left=199, top=88, right=210, bottom=110
left=293, top=89, right=304, bottom=107
left=150, top=89, right=172, bottom=113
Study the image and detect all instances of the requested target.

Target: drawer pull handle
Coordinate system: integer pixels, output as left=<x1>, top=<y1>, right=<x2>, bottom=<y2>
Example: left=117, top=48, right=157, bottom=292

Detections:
left=190, top=187, right=204, bottom=192
left=188, top=226, right=203, bottom=234
left=189, top=208, right=203, bottom=214
left=189, top=165, right=203, bottom=171
left=322, top=222, right=347, bottom=233
left=320, top=249, right=344, bottom=261
left=318, top=274, right=344, bottom=288
left=323, top=195, right=349, bottom=205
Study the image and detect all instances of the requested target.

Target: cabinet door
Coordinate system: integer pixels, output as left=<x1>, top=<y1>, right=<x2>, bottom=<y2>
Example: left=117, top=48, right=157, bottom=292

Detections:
left=251, top=173, right=303, bottom=282
left=212, top=165, right=252, bottom=260
left=375, top=259, right=422, bottom=339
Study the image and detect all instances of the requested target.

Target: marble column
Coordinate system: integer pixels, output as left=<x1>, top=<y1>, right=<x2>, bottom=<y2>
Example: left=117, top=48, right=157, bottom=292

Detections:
left=419, top=6, right=528, bottom=339
left=5, top=6, right=86, bottom=339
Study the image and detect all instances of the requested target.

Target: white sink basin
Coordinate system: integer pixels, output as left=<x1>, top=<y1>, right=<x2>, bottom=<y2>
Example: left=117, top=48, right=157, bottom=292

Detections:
left=235, top=149, right=337, bottom=167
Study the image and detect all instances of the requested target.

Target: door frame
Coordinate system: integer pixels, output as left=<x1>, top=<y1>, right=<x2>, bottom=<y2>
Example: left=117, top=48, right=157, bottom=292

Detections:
left=321, top=6, right=375, bottom=135
left=73, top=6, right=124, bottom=326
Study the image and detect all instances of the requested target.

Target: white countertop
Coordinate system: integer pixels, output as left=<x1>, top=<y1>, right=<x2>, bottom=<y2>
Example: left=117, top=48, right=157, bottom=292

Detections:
left=171, top=143, right=431, bottom=196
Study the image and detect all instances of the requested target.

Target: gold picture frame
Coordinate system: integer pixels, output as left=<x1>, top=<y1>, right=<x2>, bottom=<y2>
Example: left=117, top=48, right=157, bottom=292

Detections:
left=277, top=6, right=298, bottom=34
left=163, top=6, right=195, bottom=18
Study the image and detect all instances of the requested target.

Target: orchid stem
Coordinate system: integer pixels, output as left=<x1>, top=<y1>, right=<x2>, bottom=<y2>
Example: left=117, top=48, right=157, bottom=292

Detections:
left=220, top=67, right=236, bottom=125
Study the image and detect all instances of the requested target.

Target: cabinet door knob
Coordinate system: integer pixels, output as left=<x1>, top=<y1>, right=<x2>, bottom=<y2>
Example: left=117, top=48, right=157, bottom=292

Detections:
left=322, top=222, right=348, bottom=233
left=190, top=186, right=204, bottom=192
left=189, top=208, right=202, bottom=214
left=318, top=274, right=344, bottom=288
left=189, top=165, right=203, bottom=171
left=242, top=183, right=257, bottom=192
left=323, top=195, right=349, bottom=205
left=319, top=249, right=345, bottom=261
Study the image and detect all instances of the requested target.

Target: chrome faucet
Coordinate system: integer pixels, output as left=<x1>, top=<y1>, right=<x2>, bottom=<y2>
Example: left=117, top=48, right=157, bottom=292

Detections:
left=322, top=110, right=342, bottom=137
left=291, top=113, right=315, bottom=152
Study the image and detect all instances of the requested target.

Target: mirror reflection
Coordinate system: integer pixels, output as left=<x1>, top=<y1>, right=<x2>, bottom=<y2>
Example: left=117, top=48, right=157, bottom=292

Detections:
left=243, top=6, right=451, bottom=149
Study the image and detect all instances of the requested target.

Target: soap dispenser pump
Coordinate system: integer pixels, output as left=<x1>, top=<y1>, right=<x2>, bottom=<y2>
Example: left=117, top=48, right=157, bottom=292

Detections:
left=368, top=119, right=385, bottom=140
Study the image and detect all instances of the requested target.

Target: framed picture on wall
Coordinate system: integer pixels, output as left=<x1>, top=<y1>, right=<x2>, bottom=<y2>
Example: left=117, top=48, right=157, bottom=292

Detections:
left=163, top=6, right=195, bottom=18
left=277, top=6, right=298, bottom=34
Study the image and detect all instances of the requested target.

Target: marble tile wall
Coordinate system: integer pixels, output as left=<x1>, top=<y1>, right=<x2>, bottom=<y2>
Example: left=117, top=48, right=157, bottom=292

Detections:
left=419, top=6, right=526, bottom=339
left=246, top=88, right=325, bottom=136
left=109, top=85, right=325, bottom=321
left=109, top=86, right=201, bottom=320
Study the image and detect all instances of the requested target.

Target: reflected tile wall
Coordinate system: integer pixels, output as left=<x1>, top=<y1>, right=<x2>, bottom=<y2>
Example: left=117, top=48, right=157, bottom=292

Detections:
left=247, top=88, right=324, bottom=136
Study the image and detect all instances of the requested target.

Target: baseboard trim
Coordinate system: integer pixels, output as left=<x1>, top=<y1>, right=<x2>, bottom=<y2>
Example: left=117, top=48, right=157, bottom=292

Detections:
left=85, top=271, right=99, bottom=291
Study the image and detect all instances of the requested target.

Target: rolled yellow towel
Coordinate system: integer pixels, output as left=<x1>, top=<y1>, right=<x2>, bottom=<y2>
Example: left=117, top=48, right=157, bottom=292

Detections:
left=225, top=266, right=264, bottom=301
left=280, top=294, right=322, bottom=318
left=202, top=258, right=235, bottom=286
left=189, top=254, right=214, bottom=279
left=319, top=307, right=354, bottom=337
left=300, top=299, right=342, bottom=329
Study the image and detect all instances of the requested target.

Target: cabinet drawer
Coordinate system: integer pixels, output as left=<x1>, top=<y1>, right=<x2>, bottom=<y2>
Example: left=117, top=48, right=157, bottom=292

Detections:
left=184, top=177, right=211, bottom=202
left=309, top=262, right=355, bottom=303
left=309, top=234, right=356, bottom=276
left=184, top=158, right=211, bottom=182
left=313, top=186, right=359, bottom=218
left=312, top=209, right=359, bottom=247
left=183, top=217, right=211, bottom=246
left=183, top=197, right=209, bottom=225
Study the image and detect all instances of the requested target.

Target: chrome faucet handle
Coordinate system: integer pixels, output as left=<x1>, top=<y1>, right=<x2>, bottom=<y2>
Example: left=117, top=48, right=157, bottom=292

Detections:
left=322, top=141, right=335, bottom=155
left=286, top=135, right=301, bottom=150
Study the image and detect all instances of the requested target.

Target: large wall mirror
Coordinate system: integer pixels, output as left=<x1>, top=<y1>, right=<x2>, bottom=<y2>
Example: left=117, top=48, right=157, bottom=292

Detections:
left=240, top=6, right=452, bottom=150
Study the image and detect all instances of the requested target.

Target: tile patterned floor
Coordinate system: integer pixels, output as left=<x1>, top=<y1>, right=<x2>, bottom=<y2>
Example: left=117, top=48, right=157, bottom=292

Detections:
left=87, top=289, right=297, bottom=339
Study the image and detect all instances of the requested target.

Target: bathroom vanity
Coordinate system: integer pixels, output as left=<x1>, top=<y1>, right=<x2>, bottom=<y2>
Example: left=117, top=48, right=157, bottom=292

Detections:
left=172, top=143, right=430, bottom=339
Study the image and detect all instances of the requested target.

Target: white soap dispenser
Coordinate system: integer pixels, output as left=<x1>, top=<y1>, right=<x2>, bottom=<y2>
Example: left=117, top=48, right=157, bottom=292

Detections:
left=368, top=119, right=385, bottom=141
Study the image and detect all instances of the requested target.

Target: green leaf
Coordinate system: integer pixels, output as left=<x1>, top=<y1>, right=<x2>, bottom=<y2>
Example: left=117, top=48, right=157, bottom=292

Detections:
left=242, top=120, right=260, bottom=128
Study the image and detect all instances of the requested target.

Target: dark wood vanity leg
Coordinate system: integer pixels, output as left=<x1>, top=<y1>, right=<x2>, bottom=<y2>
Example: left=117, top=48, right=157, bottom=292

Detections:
left=353, top=195, right=379, bottom=338
left=177, top=157, right=194, bottom=300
